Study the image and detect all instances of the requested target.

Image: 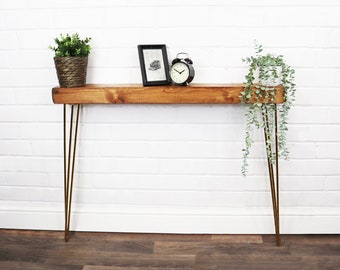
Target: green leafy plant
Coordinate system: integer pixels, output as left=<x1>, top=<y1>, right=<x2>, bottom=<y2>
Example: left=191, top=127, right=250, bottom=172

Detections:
left=49, top=33, right=92, bottom=57
left=241, top=41, right=296, bottom=176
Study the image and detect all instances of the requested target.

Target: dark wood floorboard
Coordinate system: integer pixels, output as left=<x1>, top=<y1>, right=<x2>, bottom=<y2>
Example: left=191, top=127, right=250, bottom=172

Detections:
left=0, top=230, right=339, bottom=270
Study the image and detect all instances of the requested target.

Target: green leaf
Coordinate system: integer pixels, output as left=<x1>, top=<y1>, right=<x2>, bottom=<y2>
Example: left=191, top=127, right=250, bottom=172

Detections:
left=49, top=33, right=92, bottom=57
left=240, top=40, right=296, bottom=176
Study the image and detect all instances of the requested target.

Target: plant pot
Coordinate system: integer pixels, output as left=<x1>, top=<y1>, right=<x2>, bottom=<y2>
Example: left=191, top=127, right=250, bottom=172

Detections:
left=54, top=56, right=88, bottom=88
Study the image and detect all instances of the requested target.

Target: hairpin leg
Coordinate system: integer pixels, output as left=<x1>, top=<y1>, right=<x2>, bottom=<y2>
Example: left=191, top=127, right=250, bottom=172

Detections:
left=262, top=104, right=280, bottom=246
left=63, top=104, right=81, bottom=242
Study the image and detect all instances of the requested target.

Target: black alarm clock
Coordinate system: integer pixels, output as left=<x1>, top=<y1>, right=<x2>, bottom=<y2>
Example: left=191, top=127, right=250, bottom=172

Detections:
left=170, top=53, right=195, bottom=86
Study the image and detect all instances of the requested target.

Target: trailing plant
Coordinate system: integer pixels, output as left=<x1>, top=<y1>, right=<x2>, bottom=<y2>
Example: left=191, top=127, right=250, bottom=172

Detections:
left=49, top=33, right=92, bottom=57
left=241, top=41, right=296, bottom=176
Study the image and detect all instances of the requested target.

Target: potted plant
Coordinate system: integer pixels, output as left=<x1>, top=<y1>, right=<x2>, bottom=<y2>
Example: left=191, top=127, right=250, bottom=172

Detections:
left=49, top=33, right=92, bottom=87
left=241, top=41, right=296, bottom=176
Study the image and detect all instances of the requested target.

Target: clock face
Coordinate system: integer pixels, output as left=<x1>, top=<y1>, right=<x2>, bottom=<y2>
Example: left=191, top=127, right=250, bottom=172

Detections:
left=170, top=62, right=190, bottom=84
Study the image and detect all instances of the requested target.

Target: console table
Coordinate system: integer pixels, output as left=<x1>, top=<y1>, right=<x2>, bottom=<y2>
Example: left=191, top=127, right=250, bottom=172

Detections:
left=52, top=84, right=283, bottom=245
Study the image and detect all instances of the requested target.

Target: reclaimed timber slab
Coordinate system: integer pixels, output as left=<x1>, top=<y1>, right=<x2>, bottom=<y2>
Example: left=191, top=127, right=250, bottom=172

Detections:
left=52, top=84, right=284, bottom=104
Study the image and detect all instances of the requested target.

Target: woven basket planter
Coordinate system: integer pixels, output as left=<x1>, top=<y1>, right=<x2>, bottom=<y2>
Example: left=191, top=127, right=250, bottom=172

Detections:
left=54, top=57, right=88, bottom=88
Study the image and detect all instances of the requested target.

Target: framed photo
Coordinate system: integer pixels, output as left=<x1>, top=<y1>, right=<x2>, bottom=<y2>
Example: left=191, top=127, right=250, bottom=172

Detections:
left=137, top=44, right=171, bottom=86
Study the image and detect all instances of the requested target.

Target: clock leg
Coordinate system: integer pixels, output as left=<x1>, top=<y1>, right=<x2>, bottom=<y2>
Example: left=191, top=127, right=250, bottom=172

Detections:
left=63, top=104, right=81, bottom=242
left=262, top=104, right=280, bottom=246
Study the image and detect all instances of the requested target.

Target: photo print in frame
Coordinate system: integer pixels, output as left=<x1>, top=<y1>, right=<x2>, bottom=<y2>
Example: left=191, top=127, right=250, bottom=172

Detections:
left=137, top=44, right=171, bottom=86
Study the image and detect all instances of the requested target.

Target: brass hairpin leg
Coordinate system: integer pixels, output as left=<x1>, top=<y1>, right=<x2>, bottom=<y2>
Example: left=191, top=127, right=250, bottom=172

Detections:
left=63, top=104, right=81, bottom=242
left=262, top=104, right=280, bottom=246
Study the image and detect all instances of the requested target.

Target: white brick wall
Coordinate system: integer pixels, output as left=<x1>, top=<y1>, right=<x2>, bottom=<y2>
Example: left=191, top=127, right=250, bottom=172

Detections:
left=1, top=0, right=340, bottom=233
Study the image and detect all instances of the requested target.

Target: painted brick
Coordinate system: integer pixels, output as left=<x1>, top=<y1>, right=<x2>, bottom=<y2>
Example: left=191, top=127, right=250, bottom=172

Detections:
left=289, top=106, right=340, bottom=124
left=295, top=88, right=340, bottom=106
left=0, top=172, right=50, bottom=187
left=316, top=143, right=340, bottom=159
left=324, top=176, right=340, bottom=191
left=0, top=140, right=32, bottom=156
left=288, top=125, right=340, bottom=142
left=13, top=87, right=52, bottom=105
left=0, top=88, right=15, bottom=104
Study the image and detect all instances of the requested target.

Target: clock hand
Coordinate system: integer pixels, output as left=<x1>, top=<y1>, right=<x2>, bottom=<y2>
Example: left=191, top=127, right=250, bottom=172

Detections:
left=174, top=69, right=181, bottom=74
left=179, top=70, right=185, bottom=74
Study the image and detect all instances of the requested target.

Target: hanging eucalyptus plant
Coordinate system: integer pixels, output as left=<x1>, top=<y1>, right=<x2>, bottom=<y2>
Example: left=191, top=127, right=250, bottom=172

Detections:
left=241, top=42, right=296, bottom=176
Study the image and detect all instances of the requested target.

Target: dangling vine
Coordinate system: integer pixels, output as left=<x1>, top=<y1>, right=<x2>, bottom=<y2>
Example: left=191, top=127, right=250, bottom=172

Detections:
left=241, top=41, right=296, bottom=176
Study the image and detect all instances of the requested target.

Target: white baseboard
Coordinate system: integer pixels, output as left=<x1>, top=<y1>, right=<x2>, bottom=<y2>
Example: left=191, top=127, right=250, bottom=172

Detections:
left=1, top=203, right=339, bottom=234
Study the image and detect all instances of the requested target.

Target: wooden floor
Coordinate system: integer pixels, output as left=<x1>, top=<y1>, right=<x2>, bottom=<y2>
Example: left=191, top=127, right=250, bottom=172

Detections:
left=1, top=230, right=340, bottom=269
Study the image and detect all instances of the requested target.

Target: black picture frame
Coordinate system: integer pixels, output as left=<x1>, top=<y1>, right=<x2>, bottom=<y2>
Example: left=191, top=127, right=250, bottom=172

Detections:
left=137, top=44, right=171, bottom=86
